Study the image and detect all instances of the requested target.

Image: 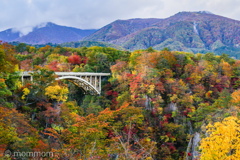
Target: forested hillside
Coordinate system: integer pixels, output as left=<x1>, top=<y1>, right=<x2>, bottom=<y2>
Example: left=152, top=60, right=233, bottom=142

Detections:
left=61, top=41, right=124, bottom=50
left=1, top=41, right=240, bottom=159
left=84, top=11, right=240, bottom=58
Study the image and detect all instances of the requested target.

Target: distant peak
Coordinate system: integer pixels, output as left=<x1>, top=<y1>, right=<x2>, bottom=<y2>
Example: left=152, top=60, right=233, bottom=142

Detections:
left=176, top=11, right=214, bottom=15
left=36, top=22, right=48, bottom=28
left=197, top=11, right=214, bottom=14
left=31, top=22, right=57, bottom=30
left=45, top=22, right=57, bottom=27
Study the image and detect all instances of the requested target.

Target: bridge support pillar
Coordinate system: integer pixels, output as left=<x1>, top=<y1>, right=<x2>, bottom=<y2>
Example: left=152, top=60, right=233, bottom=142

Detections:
left=21, top=75, right=24, bottom=85
left=99, top=76, right=101, bottom=92
left=95, top=76, right=97, bottom=88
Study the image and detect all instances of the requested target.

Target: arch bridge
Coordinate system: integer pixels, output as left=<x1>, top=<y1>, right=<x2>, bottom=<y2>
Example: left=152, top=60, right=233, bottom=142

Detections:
left=21, top=72, right=111, bottom=95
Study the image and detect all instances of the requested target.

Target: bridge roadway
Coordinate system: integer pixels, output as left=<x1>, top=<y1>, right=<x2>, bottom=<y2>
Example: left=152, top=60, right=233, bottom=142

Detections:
left=21, top=72, right=111, bottom=95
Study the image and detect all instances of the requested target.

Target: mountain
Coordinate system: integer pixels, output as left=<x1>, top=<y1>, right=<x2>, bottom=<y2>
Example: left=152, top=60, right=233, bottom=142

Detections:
left=0, top=22, right=97, bottom=44
left=2, top=12, right=240, bottom=57
left=84, top=18, right=161, bottom=42
left=84, top=11, right=240, bottom=56
left=0, top=29, right=21, bottom=42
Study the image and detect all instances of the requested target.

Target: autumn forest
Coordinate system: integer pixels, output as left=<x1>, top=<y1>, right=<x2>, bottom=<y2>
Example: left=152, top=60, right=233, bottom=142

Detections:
left=1, top=41, right=240, bottom=160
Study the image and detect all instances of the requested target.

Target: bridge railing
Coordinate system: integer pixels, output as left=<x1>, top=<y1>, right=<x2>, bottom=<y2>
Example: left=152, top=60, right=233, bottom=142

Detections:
left=21, top=71, right=111, bottom=76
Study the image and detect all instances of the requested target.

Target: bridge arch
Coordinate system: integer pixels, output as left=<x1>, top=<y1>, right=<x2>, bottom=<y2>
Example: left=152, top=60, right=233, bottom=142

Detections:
left=56, top=76, right=100, bottom=95
left=21, top=72, right=110, bottom=95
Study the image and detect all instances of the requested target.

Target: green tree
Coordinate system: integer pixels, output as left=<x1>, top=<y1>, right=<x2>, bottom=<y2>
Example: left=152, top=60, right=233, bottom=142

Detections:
left=15, top=43, right=27, bottom=53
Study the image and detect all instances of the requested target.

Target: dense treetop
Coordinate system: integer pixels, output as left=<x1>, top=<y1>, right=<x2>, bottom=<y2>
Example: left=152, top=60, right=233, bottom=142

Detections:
left=1, top=42, right=240, bottom=159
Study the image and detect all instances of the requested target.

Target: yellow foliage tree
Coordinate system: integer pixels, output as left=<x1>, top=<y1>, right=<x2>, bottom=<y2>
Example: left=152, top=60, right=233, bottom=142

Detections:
left=200, top=116, right=240, bottom=160
left=221, top=60, right=232, bottom=77
left=47, top=53, right=60, bottom=63
left=29, top=46, right=36, bottom=53
left=21, top=88, right=30, bottom=99
left=231, top=89, right=240, bottom=106
left=45, top=85, right=69, bottom=102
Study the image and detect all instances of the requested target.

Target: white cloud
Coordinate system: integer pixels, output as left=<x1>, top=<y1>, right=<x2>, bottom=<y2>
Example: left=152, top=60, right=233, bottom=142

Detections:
left=0, top=0, right=240, bottom=33
left=12, top=26, right=33, bottom=37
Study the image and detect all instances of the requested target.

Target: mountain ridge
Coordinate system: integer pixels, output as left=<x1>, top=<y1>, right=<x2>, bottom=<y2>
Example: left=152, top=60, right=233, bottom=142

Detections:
left=1, top=11, right=240, bottom=57
left=83, top=11, right=240, bottom=56
left=0, top=22, right=97, bottom=44
left=84, top=18, right=161, bottom=42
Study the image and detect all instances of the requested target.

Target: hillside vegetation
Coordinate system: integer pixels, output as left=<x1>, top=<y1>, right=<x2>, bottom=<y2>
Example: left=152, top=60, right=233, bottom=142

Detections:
left=61, top=41, right=124, bottom=50
left=85, top=11, right=240, bottom=58
left=1, top=42, right=240, bottom=159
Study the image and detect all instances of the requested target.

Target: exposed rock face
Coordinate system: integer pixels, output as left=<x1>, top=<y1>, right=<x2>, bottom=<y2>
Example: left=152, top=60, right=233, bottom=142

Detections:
left=164, top=102, right=178, bottom=113
left=169, top=102, right=177, bottom=111
left=144, top=94, right=151, bottom=110
left=188, top=121, right=193, bottom=135
left=186, top=132, right=201, bottom=160
left=191, top=132, right=201, bottom=159
left=186, top=136, right=192, bottom=160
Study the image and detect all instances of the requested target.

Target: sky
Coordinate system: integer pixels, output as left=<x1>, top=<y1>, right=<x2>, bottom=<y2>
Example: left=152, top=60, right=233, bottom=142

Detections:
left=1, top=0, right=240, bottom=35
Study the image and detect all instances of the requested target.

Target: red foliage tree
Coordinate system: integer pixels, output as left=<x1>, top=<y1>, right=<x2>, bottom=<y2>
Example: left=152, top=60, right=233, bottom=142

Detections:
left=20, top=59, right=33, bottom=71
left=68, top=55, right=81, bottom=65
left=47, top=60, right=60, bottom=71
left=82, top=56, right=88, bottom=65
